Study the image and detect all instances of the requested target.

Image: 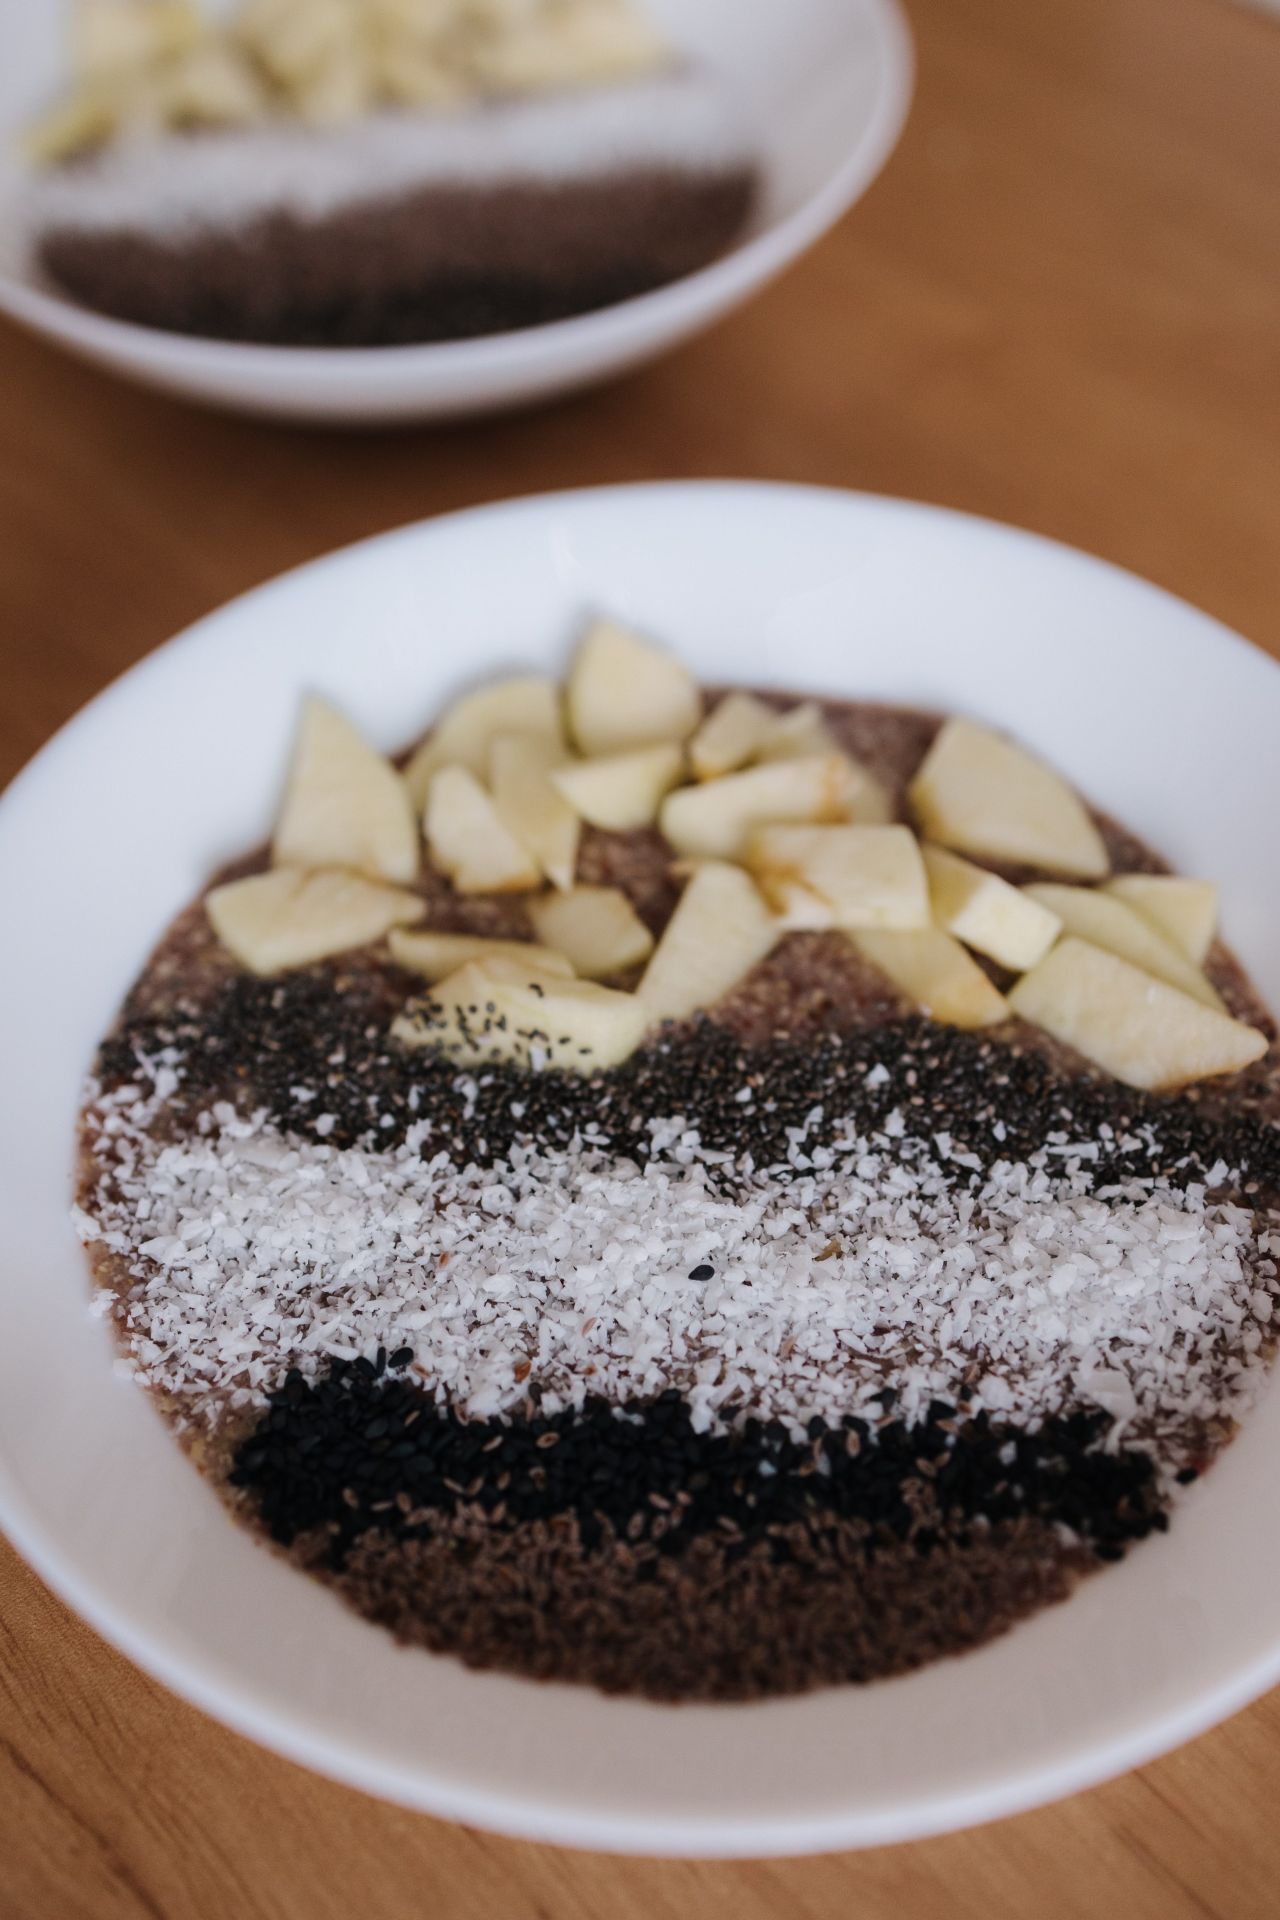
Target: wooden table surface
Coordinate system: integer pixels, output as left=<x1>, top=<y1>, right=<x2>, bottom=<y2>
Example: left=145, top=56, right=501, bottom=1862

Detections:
left=3, top=0, right=1280, bottom=1913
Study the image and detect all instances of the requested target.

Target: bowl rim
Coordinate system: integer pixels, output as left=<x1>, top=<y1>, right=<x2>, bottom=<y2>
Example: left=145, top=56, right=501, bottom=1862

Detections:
left=2, top=480, right=1279, bottom=1858
left=0, top=0, right=913, bottom=387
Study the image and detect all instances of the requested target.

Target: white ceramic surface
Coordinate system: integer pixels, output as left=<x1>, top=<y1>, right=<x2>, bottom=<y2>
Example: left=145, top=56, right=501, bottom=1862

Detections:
left=0, top=1, right=912, bottom=423
left=2, top=484, right=1279, bottom=1856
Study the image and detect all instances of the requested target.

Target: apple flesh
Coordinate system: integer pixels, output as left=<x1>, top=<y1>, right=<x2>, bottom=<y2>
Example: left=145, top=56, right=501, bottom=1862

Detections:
left=1008, top=937, right=1267, bottom=1090
left=908, top=717, right=1109, bottom=879
left=272, top=696, right=419, bottom=885
left=394, top=955, right=647, bottom=1073
left=207, top=868, right=424, bottom=975
left=387, top=929, right=573, bottom=982
left=566, top=619, right=701, bottom=756
left=528, top=885, right=655, bottom=978
left=659, top=754, right=866, bottom=862
left=638, top=861, right=780, bottom=1025
left=688, top=691, right=775, bottom=780
left=749, top=825, right=930, bottom=930
left=1024, top=883, right=1223, bottom=1010
left=551, top=744, right=684, bottom=831
left=424, top=766, right=541, bottom=893
left=923, top=845, right=1061, bottom=970
left=851, top=927, right=1008, bottom=1029
left=489, top=732, right=580, bottom=891
left=403, top=675, right=562, bottom=807
left=1105, top=874, right=1218, bottom=967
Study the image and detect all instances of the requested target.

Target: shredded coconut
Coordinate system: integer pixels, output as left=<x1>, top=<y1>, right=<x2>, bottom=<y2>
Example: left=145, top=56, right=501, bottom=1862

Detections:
left=27, top=73, right=752, bottom=241
left=78, top=1059, right=1278, bottom=1461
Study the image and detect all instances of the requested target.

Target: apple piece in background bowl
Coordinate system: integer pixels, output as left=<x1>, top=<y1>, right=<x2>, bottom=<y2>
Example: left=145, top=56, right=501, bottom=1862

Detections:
left=659, top=753, right=874, bottom=861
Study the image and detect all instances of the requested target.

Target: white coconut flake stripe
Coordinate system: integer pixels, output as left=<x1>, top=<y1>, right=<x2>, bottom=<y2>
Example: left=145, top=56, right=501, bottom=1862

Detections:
left=77, top=1063, right=1278, bottom=1453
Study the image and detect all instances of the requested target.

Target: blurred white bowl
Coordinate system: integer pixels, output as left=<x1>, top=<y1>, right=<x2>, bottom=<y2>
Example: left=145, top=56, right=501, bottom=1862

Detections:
left=0, top=0, right=912, bottom=423
left=1, top=483, right=1279, bottom=1855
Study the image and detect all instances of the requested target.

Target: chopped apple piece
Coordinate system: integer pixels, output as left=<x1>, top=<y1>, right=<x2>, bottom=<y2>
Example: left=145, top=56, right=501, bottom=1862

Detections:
left=660, top=754, right=866, bottom=862
left=749, top=825, right=929, bottom=930
left=1105, top=874, right=1218, bottom=967
left=551, top=745, right=683, bottom=831
left=1008, top=937, right=1267, bottom=1090
left=923, top=845, right=1061, bottom=970
left=638, top=862, right=780, bottom=1025
left=566, top=619, right=701, bottom=756
left=387, top=929, right=573, bottom=982
left=489, top=732, right=579, bottom=891
left=424, top=766, right=541, bottom=894
left=394, top=956, right=646, bottom=1073
left=272, top=696, right=419, bottom=884
left=403, top=675, right=562, bottom=806
left=1024, top=884, right=1223, bottom=1010
left=755, top=701, right=836, bottom=762
left=850, top=928, right=1007, bottom=1030
left=688, top=692, right=775, bottom=780
left=207, top=868, right=423, bottom=975
left=908, top=717, right=1109, bottom=879
left=529, top=886, right=654, bottom=978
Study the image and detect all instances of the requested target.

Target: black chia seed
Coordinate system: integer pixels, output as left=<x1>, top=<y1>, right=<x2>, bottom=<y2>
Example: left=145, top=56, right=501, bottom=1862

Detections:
left=229, top=1358, right=1163, bottom=1577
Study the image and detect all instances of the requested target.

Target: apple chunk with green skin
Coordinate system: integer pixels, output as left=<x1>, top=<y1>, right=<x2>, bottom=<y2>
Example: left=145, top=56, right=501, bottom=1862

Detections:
left=749, top=825, right=929, bottom=930
left=425, top=766, right=541, bottom=893
left=567, top=620, right=701, bottom=756
left=551, top=744, right=683, bottom=831
left=1024, top=884, right=1223, bottom=1010
left=1008, top=937, right=1267, bottom=1091
left=489, top=732, right=579, bottom=891
left=638, top=862, right=780, bottom=1025
left=393, top=956, right=647, bottom=1073
left=659, top=754, right=867, bottom=862
left=688, top=691, right=775, bottom=780
left=923, top=845, right=1061, bottom=970
left=529, top=886, right=654, bottom=978
left=908, top=717, right=1109, bottom=879
left=272, top=697, right=419, bottom=884
left=403, top=675, right=562, bottom=807
left=851, top=927, right=1008, bottom=1029
left=207, top=868, right=424, bottom=975
left=1105, top=874, right=1218, bottom=966
left=387, top=929, right=573, bottom=982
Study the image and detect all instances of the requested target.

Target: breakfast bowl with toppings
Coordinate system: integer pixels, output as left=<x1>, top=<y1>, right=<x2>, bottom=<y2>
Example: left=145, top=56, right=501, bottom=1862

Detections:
left=2, top=483, right=1278, bottom=1852
left=0, top=0, right=912, bottom=421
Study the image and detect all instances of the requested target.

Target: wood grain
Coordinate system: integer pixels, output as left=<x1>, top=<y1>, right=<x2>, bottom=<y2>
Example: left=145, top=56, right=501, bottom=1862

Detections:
left=2, top=0, right=1279, bottom=1913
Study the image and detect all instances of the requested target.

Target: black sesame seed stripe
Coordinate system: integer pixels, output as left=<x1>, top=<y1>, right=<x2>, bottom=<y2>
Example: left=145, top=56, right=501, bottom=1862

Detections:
left=99, top=972, right=1279, bottom=1199
left=228, top=1358, right=1165, bottom=1576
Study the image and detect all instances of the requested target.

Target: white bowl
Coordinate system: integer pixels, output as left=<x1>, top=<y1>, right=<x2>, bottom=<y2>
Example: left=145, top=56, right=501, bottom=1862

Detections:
left=0, top=0, right=911, bottom=423
left=2, top=483, right=1278, bottom=1855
